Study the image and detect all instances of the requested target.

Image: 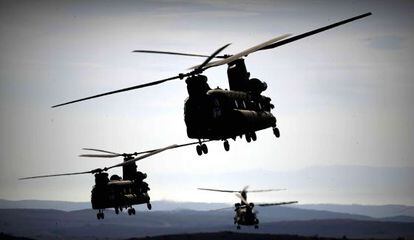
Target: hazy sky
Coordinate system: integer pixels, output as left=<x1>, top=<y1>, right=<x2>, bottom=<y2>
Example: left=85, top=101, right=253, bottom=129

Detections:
left=0, top=0, right=413, bottom=205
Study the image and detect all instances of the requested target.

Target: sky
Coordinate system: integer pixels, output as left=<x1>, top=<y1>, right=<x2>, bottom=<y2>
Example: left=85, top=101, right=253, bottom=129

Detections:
left=0, top=0, right=413, bottom=206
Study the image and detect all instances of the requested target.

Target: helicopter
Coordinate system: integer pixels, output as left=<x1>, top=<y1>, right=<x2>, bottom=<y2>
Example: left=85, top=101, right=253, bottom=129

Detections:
left=198, top=186, right=297, bottom=229
left=20, top=141, right=201, bottom=219
left=51, top=13, right=371, bottom=156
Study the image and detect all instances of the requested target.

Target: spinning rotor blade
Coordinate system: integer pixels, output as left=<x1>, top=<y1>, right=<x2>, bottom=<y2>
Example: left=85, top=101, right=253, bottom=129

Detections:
left=79, top=154, right=122, bottom=158
left=106, top=144, right=177, bottom=170
left=132, top=50, right=227, bottom=59
left=235, top=193, right=250, bottom=205
left=197, top=188, right=239, bottom=193
left=257, top=201, right=298, bottom=207
left=52, top=44, right=230, bottom=108
left=189, top=12, right=371, bottom=70
left=19, top=169, right=100, bottom=180
left=51, top=75, right=187, bottom=108
left=194, top=34, right=291, bottom=70
left=196, top=43, right=231, bottom=72
left=82, top=148, right=121, bottom=155
left=80, top=140, right=204, bottom=159
left=247, top=188, right=286, bottom=193
left=21, top=141, right=201, bottom=180
left=258, top=12, right=372, bottom=51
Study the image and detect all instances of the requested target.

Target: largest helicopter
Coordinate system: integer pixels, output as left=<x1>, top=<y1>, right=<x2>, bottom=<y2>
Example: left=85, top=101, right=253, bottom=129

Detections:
left=52, top=13, right=371, bottom=155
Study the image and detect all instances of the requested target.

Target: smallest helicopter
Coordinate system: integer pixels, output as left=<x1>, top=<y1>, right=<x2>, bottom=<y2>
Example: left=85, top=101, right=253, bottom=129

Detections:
left=20, top=142, right=201, bottom=220
left=198, top=186, right=297, bottom=229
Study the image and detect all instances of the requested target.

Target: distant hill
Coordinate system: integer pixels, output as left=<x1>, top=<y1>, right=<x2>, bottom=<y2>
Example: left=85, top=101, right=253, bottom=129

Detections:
left=296, top=204, right=414, bottom=218
left=0, top=199, right=229, bottom=212
left=127, top=231, right=365, bottom=240
left=1, top=199, right=413, bottom=219
left=0, top=199, right=90, bottom=211
left=1, top=208, right=413, bottom=240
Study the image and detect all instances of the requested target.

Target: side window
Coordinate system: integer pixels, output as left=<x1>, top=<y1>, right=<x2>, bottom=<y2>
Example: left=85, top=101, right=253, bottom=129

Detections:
left=234, top=100, right=239, bottom=108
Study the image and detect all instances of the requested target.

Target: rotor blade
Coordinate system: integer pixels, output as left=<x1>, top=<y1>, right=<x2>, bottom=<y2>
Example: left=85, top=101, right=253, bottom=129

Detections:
left=235, top=193, right=250, bottom=205
left=52, top=74, right=189, bottom=108
left=81, top=140, right=203, bottom=159
left=21, top=141, right=202, bottom=180
left=197, top=188, right=239, bottom=193
left=79, top=154, right=121, bottom=158
left=19, top=169, right=97, bottom=180
left=82, top=148, right=121, bottom=155
left=258, top=12, right=372, bottom=51
left=211, top=206, right=234, bottom=211
left=247, top=188, right=286, bottom=193
left=126, top=140, right=205, bottom=157
left=200, top=34, right=291, bottom=69
left=196, top=43, right=231, bottom=71
left=257, top=201, right=298, bottom=207
left=132, top=50, right=228, bottom=59
left=106, top=144, right=178, bottom=170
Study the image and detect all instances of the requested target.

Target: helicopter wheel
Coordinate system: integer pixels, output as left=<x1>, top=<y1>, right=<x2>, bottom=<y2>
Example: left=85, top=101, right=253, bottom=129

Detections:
left=223, top=140, right=230, bottom=151
left=196, top=145, right=202, bottom=156
left=273, top=127, right=280, bottom=138
left=245, top=133, right=251, bottom=143
left=251, top=132, right=257, bottom=141
left=97, top=212, right=104, bottom=220
left=115, top=208, right=119, bottom=214
left=201, top=144, right=208, bottom=154
left=132, top=208, right=136, bottom=215
left=128, top=208, right=132, bottom=215
left=147, top=202, right=152, bottom=210
left=237, top=225, right=241, bottom=230
left=254, top=225, right=259, bottom=229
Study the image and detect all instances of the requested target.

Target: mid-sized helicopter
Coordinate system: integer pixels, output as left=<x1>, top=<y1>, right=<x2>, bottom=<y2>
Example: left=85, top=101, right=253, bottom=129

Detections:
left=52, top=13, right=371, bottom=155
left=198, top=186, right=298, bottom=229
left=20, top=142, right=201, bottom=219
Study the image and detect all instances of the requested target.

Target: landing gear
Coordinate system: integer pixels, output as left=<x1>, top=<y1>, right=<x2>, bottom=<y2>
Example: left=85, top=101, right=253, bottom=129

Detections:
left=245, top=132, right=257, bottom=142
left=273, top=127, right=280, bottom=138
left=223, top=140, right=230, bottom=151
left=237, top=225, right=241, bottom=230
left=245, top=134, right=251, bottom=143
left=196, top=141, right=208, bottom=155
left=115, top=207, right=119, bottom=214
left=127, top=208, right=136, bottom=215
left=201, top=143, right=208, bottom=154
left=196, top=145, right=202, bottom=155
left=254, top=225, right=259, bottom=229
left=147, top=202, right=152, bottom=210
left=251, top=132, right=257, bottom=141
left=97, top=210, right=104, bottom=220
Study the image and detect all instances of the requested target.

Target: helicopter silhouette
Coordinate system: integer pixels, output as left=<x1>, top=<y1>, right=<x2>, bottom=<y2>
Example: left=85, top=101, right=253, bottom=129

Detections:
left=20, top=142, right=202, bottom=219
left=52, top=13, right=371, bottom=155
left=198, top=186, right=297, bottom=229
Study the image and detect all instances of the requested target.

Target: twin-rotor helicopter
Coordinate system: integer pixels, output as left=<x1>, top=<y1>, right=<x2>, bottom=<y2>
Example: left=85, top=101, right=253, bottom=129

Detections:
left=20, top=142, right=201, bottom=219
left=198, top=186, right=298, bottom=229
left=51, top=13, right=372, bottom=156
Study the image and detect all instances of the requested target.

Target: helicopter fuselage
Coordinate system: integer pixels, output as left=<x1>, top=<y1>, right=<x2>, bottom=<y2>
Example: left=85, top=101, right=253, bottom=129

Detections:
left=184, top=88, right=276, bottom=140
left=91, top=175, right=150, bottom=211
left=90, top=161, right=152, bottom=219
left=234, top=204, right=259, bottom=228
